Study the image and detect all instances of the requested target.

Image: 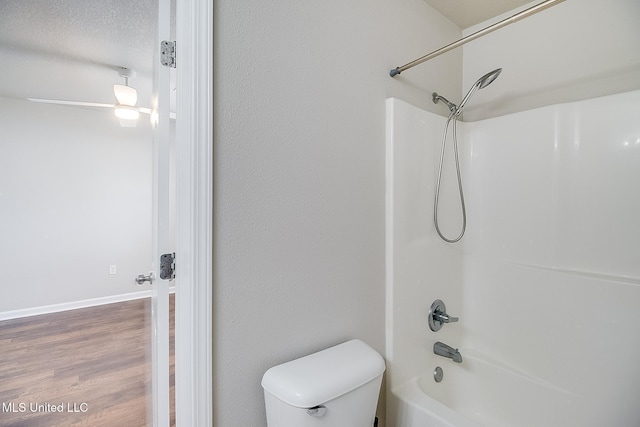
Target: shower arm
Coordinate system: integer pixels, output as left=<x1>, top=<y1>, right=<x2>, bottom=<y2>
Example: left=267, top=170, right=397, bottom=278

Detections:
left=389, top=0, right=566, bottom=77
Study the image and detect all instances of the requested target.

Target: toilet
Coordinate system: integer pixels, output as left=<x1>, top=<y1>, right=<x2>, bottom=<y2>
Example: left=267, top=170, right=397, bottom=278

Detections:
left=261, top=339, right=385, bottom=426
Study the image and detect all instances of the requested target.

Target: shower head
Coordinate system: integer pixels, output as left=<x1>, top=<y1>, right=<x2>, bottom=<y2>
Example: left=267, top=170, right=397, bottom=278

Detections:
left=477, top=68, right=502, bottom=89
left=458, top=68, right=502, bottom=111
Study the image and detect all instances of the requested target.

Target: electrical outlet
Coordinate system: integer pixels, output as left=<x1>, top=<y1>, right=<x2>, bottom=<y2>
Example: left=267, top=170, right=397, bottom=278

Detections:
left=109, top=265, right=117, bottom=275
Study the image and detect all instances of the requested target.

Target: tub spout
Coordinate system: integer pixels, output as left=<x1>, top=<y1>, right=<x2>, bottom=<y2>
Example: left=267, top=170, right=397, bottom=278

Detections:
left=433, top=341, right=463, bottom=363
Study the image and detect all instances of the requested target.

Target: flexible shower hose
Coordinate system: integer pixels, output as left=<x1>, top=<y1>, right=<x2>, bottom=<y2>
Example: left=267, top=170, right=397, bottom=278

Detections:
left=433, top=110, right=466, bottom=243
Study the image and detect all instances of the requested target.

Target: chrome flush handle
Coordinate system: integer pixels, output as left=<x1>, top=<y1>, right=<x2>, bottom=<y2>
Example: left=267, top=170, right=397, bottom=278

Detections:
left=307, top=405, right=327, bottom=417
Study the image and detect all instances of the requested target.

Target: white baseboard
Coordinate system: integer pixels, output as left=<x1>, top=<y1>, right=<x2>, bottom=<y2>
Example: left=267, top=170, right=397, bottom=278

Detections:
left=0, top=286, right=176, bottom=322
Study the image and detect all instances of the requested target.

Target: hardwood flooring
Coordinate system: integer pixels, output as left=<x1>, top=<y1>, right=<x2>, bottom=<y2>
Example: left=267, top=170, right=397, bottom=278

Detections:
left=0, top=296, right=175, bottom=427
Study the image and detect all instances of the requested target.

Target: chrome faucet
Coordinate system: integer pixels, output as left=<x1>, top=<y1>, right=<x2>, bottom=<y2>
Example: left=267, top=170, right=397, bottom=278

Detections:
left=428, top=299, right=459, bottom=332
left=434, top=341, right=463, bottom=363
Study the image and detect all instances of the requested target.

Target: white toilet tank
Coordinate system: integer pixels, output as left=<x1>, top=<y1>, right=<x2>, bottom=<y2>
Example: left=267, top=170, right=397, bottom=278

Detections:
left=261, top=339, right=385, bottom=427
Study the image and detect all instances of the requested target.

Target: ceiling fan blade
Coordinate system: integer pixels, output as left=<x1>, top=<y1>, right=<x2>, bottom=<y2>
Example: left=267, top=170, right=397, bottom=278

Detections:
left=27, top=98, right=114, bottom=108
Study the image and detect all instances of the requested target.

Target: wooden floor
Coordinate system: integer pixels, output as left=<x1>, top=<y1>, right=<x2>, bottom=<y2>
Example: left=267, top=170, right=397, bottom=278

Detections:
left=0, top=296, right=175, bottom=427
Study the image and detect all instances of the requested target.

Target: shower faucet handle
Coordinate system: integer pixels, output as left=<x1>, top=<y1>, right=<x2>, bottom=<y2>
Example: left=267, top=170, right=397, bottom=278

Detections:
left=435, top=312, right=458, bottom=324
left=428, top=299, right=459, bottom=332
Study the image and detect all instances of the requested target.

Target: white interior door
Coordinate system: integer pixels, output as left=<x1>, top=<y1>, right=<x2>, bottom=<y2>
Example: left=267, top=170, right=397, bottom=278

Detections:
left=151, top=0, right=173, bottom=425
left=0, top=0, right=179, bottom=425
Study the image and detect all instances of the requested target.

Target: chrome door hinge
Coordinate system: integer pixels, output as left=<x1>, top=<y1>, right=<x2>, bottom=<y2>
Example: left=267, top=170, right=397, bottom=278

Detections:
left=161, top=41, right=176, bottom=68
left=160, top=252, right=176, bottom=280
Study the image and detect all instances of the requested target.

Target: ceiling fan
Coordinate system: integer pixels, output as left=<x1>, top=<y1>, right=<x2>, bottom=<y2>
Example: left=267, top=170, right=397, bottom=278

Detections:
left=28, top=68, right=152, bottom=127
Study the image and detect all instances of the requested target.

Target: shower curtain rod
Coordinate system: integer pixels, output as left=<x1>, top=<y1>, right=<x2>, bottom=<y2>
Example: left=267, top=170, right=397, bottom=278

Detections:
left=389, top=0, right=566, bottom=77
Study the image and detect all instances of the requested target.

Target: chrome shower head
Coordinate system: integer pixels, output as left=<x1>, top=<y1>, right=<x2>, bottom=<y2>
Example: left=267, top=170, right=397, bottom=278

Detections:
left=458, top=68, right=502, bottom=111
left=477, top=68, right=502, bottom=89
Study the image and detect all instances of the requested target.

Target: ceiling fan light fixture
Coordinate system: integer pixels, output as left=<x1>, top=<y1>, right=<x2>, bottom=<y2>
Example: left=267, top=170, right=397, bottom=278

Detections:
left=115, top=105, right=140, bottom=120
left=113, top=84, right=138, bottom=106
left=119, top=118, right=138, bottom=128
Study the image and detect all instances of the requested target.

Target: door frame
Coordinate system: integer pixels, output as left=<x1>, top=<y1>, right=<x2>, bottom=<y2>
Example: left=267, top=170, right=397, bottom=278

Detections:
left=175, top=0, right=213, bottom=425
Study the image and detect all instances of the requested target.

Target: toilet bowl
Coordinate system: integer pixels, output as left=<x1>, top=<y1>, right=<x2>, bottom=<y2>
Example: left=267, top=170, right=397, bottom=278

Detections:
left=261, top=339, right=385, bottom=426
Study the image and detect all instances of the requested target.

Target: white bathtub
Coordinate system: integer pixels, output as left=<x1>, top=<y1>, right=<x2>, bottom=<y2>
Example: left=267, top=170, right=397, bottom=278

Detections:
left=390, top=350, right=585, bottom=427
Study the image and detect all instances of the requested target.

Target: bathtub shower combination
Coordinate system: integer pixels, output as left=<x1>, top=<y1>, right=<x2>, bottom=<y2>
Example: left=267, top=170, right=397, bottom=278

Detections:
left=385, top=90, right=640, bottom=427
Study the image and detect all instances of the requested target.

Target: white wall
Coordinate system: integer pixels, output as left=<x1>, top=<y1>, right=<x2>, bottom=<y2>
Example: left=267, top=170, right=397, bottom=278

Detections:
left=462, top=90, right=640, bottom=426
left=0, top=98, right=153, bottom=313
left=385, top=98, right=464, bottom=392
left=213, top=0, right=462, bottom=425
left=457, top=3, right=640, bottom=421
left=461, top=0, right=640, bottom=121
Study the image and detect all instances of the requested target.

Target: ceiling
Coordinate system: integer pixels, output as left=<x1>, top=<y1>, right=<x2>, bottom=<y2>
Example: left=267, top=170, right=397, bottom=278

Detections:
left=0, top=0, right=158, bottom=108
left=423, top=0, right=535, bottom=29
left=0, top=0, right=532, bottom=106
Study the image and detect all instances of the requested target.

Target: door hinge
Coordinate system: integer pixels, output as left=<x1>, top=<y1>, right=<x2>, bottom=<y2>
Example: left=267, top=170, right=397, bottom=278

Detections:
left=160, top=252, right=176, bottom=280
left=161, top=40, right=176, bottom=68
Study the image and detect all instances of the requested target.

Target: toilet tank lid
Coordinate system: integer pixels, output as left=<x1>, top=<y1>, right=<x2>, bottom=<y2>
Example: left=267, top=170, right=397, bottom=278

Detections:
left=261, top=339, right=385, bottom=408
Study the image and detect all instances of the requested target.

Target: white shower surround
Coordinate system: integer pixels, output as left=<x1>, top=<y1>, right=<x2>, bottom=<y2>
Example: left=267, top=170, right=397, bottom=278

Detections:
left=385, top=91, right=640, bottom=426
